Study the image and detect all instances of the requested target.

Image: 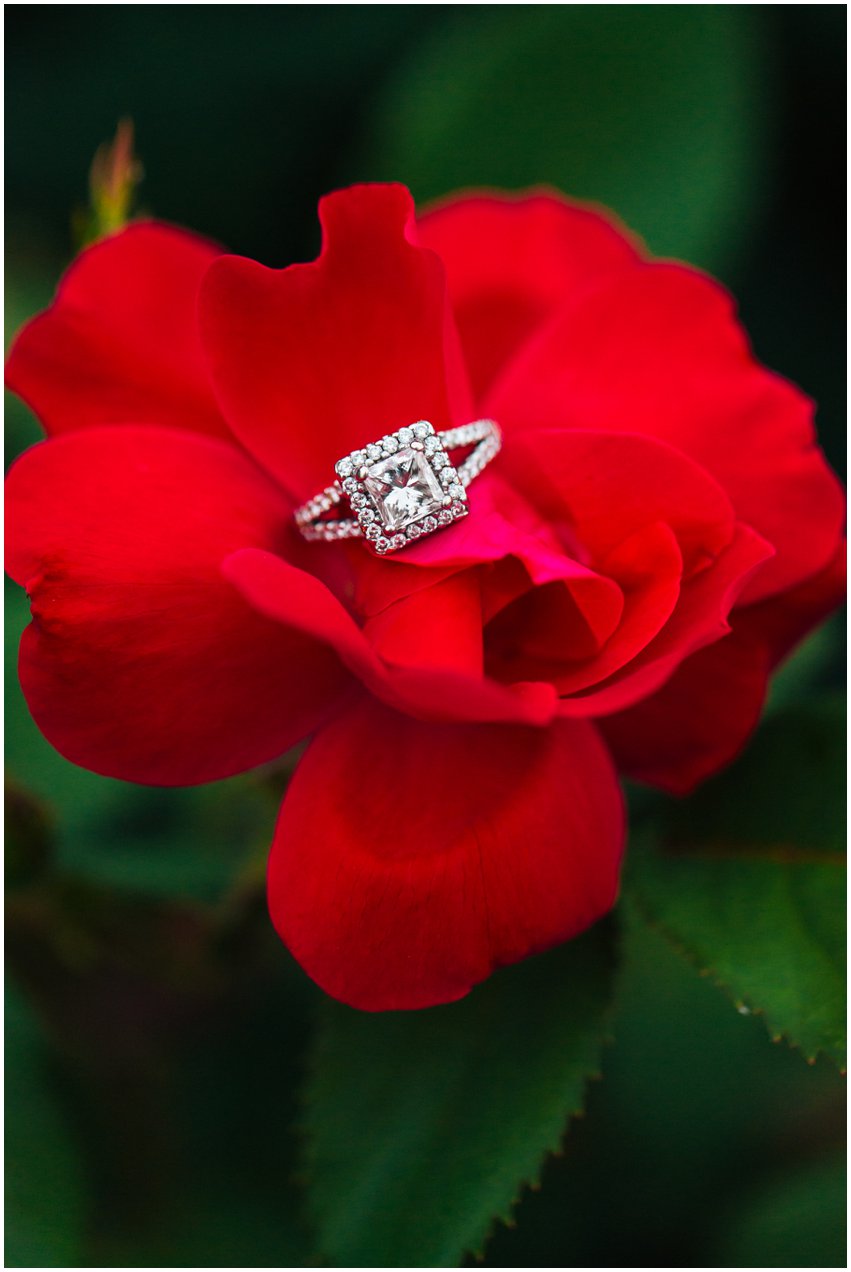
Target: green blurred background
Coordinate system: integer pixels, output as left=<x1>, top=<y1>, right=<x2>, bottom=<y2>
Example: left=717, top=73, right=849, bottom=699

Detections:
left=5, top=6, right=846, bottom=1268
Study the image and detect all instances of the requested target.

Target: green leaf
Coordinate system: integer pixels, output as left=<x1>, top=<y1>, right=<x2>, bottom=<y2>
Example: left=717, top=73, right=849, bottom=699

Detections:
left=5, top=981, right=86, bottom=1267
left=483, top=913, right=844, bottom=1267
left=764, top=613, right=844, bottom=716
left=358, top=6, right=765, bottom=269
left=626, top=699, right=846, bottom=1067
left=303, top=921, right=616, bottom=1267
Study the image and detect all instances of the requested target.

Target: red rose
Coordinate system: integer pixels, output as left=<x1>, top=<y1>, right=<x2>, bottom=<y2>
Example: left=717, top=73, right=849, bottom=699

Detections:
left=6, top=184, right=844, bottom=1010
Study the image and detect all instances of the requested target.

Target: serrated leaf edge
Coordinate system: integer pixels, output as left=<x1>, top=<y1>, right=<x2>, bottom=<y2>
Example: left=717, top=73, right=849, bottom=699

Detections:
left=296, top=1004, right=618, bottom=1267
left=469, top=1038, right=615, bottom=1263
left=624, top=892, right=846, bottom=1073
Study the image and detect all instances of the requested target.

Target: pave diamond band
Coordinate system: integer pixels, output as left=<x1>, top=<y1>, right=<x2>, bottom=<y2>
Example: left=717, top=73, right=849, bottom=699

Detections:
left=294, top=419, right=502, bottom=554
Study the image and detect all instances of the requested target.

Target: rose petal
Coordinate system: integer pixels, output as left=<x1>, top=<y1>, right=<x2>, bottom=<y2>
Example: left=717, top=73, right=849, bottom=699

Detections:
left=559, top=522, right=775, bottom=717
left=268, top=696, right=624, bottom=1010
left=599, top=628, right=770, bottom=794
left=488, top=262, right=844, bottom=601
left=225, top=546, right=558, bottom=728
left=362, top=572, right=486, bottom=676
left=200, top=183, right=473, bottom=502
left=504, top=428, right=737, bottom=572
left=732, top=538, right=846, bottom=667
left=349, top=472, right=622, bottom=629
left=418, top=190, right=639, bottom=401
left=6, top=222, right=229, bottom=439
left=6, top=427, right=350, bottom=784
left=607, top=540, right=844, bottom=794
left=486, top=522, right=683, bottom=693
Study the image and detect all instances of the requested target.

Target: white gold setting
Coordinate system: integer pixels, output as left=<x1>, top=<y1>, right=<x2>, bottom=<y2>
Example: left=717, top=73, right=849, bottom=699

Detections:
left=294, top=419, right=502, bottom=555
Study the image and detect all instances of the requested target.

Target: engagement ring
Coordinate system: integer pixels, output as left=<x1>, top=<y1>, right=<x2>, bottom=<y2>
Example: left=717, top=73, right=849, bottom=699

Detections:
left=294, top=419, right=502, bottom=554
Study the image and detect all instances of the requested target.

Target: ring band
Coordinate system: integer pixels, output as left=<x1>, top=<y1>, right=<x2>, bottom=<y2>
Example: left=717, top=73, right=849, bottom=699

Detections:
left=294, top=419, right=501, bottom=555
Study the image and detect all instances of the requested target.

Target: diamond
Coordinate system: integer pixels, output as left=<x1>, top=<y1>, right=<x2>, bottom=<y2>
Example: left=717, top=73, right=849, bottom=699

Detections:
left=336, top=457, right=354, bottom=478
left=448, top=482, right=465, bottom=499
left=432, top=452, right=448, bottom=469
left=342, top=477, right=358, bottom=495
left=424, top=435, right=440, bottom=455
left=390, top=534, right=406, bottom=549
left=397, top=427, right=413, bottom=445
left=439, top=468, right=456, bottom=488
left=412, top=422, right=430, bottom=439
left=406, top=522, right=422, bottom=539
left=366, top=443, right=382, bottom=461
left=351, top=449, right=366, bottom=467
left=365, top=523, right=382, bottom=540
left=363, top=447, right=444, bottom=533
left=438, top=509, right=453, bottom=525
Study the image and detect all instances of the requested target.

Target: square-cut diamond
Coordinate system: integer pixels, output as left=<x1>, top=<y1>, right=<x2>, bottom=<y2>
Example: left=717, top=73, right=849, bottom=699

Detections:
left=363, top=447, right=445, bottom=533
left=332, top=421, right=468, bottom=554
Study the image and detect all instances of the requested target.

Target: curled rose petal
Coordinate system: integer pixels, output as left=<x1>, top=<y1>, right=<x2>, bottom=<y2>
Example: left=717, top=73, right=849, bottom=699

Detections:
left=6, top=427, right=352, bottom=785
left=224, top=546, right=558, bottom=728
left=268, top=696, right=624, bottom=1011
left=503, top=428, right=737, bottom=572
left=607, top=537, right=846, bottom=795
left=558, top=522, right=775, bottom=717
left=599, top=628, right=771, bottom=795
left=6, top=222, right=229, bottom=440
left=486, top=521, right=683, bottom=693
left=488, top=262, right=843, bottom=602
left=732, top=538, right=847, bottom=667
left=347, top=471, right=617, bottom=622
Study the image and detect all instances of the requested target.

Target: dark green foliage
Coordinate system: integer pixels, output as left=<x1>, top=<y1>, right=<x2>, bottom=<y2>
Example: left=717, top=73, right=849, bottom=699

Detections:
left=5, top=984, right=85, bottom=1267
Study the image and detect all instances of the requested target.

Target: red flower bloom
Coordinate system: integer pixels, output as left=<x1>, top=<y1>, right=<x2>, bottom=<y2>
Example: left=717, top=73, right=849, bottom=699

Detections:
left=6, top=185, right=844, bottom=1010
